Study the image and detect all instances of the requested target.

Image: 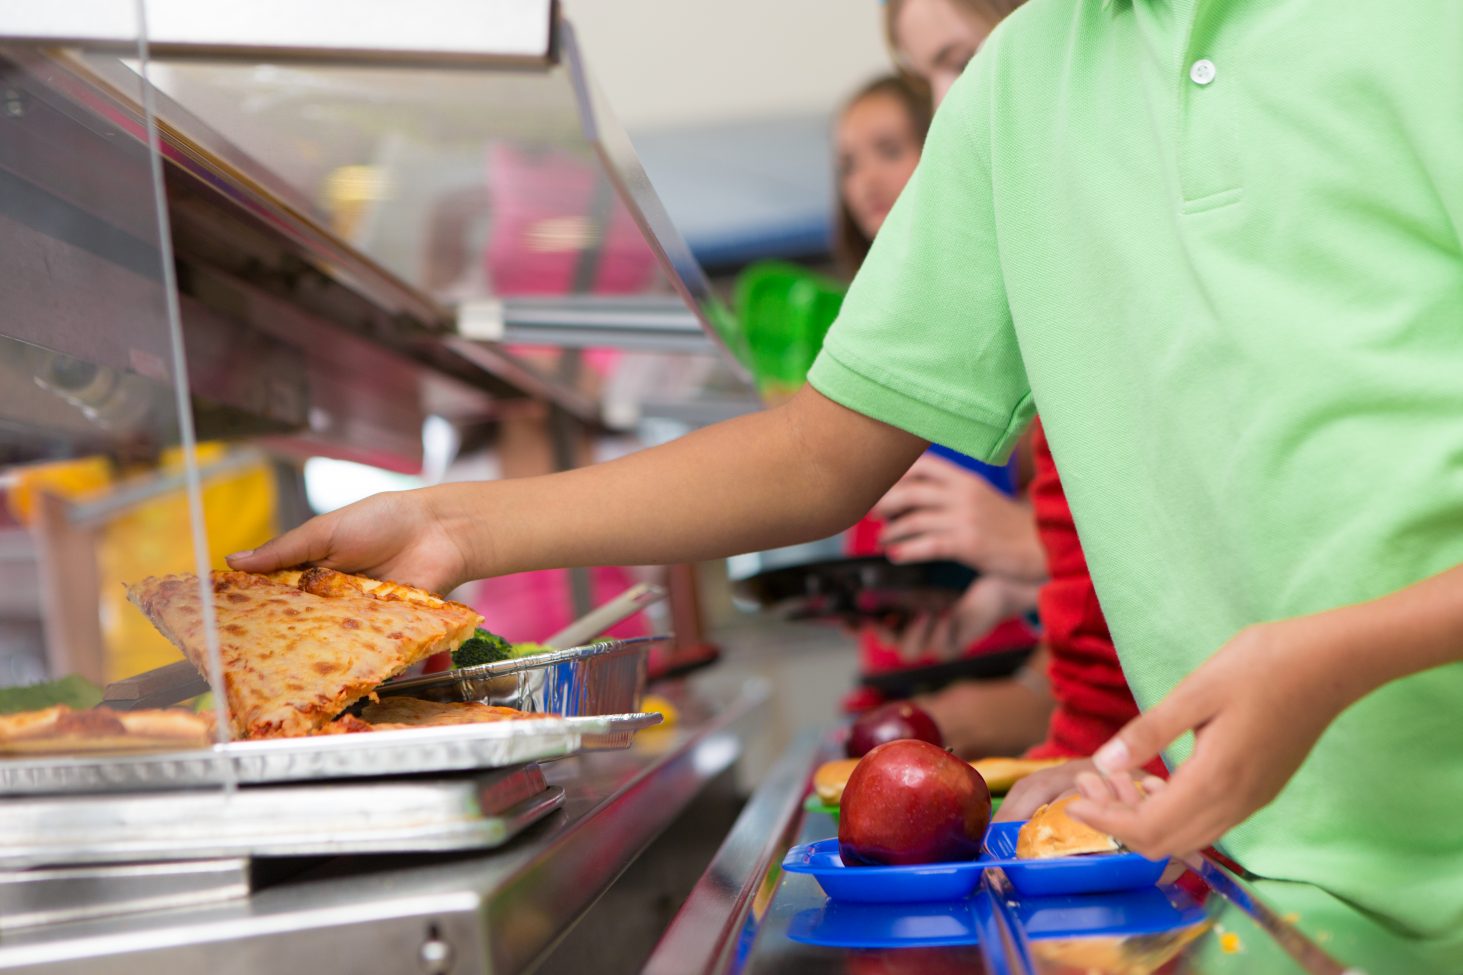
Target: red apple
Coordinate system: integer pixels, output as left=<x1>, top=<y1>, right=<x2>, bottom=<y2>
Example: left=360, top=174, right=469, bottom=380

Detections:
left=839, top=739, right=992, bottom=867
left=846, top=701, right=943, bottom=758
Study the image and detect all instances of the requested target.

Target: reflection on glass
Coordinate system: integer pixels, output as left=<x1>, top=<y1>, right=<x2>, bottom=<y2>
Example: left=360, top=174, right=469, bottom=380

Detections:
left=1029, top=925, right=1211, bottom=974
left=0, top=26, right=230, bottom=760
left=1021, top=870, right=1463, bottom=973
left=141, top=61, right=677, bottom=306
left=1245, top=877, right=1463, bottom=975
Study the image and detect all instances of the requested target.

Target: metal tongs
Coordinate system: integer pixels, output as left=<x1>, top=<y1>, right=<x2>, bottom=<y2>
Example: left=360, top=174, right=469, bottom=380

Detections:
left=99, top=582, right=667, bottom=711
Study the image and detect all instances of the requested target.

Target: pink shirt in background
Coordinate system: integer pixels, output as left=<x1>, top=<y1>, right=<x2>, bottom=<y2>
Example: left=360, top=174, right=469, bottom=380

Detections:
left=483, top=143, right=659, bottom=298
left=470, top=143, right=660, bottom=642
left=469, top=567, right=651, bottom=644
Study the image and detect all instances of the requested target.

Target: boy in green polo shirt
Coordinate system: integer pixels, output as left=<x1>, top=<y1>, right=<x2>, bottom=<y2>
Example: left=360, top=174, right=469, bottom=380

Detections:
left=234, top=0, right=1463, bottom=954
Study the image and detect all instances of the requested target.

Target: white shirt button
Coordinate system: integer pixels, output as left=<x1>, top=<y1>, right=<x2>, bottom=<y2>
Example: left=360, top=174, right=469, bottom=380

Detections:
left=1190, top=59, right=1216, bottom=85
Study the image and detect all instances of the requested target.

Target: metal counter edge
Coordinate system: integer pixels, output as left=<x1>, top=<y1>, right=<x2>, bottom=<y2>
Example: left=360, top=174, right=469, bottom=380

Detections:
left=643, top=727, right=822, bottom=975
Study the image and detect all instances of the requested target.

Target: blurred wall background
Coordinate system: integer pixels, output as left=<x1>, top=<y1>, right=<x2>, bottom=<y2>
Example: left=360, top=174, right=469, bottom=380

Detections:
left=570, top=0, right=891, bottom=269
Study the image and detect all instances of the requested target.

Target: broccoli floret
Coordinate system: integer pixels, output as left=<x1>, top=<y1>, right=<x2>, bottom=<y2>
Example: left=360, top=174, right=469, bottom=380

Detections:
left=452, top=628, right=514, bottom=668
left=508, top=641, right=554, bottom=659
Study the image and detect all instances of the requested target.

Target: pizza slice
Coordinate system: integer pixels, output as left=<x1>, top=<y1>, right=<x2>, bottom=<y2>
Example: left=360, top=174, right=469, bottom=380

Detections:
left=353, top=697, right=542, bottom=730
left=314, top=699, right=540, bottom=734
left=0, top=705, right=214, bottom=755
left=126, top=568, right=482, bottom=740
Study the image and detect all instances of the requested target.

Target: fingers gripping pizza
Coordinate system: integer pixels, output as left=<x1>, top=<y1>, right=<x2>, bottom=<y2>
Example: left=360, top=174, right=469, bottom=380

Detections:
left=126, top=568, right=482, bottom=739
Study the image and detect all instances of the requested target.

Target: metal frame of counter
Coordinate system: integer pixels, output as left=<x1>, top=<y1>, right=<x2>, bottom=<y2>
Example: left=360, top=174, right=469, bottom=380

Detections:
left=0, top=0, right=751, bottom=474
left=0, top=676, right=769, bottom=975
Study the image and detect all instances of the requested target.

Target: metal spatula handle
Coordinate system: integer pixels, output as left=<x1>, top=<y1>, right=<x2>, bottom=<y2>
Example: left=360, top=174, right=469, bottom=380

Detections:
left=543, top=583, right=666, bottom=650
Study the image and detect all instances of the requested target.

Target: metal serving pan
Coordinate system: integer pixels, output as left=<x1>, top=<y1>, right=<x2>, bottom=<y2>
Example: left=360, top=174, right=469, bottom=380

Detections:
left=0, top=712, right=661, bottom=796
left=0, top=764, right=563, bottom=870
left=378, top=635, right=661, bottom=717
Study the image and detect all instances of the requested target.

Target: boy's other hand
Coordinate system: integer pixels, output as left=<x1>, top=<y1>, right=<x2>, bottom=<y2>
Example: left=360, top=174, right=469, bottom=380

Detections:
left=1064, top=621, right=1349, bottom=859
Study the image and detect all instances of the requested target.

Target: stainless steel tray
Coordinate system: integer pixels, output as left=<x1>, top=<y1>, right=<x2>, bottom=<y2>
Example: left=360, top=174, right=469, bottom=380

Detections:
left=0, top=764, right=563, bottom=869
left=0, top=712, right=661, bottom=796
left=379, top=635, right=661, bottom=717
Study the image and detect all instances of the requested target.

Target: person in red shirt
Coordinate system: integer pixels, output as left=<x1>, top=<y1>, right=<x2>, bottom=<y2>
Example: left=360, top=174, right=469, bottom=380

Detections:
left=1019, top=424, right=1167, bottom=779
left=877, top=422, right=1169, bottom=783
left=833, top=0, right=1168, bottom=784
left=827, top=73, right=1043, bottom=718
left=874, top=0, right=1169, bottom=786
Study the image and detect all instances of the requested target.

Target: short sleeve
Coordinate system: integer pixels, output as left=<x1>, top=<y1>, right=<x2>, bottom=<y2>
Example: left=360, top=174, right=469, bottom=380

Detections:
left=807, top=57, right=1033, bottom=464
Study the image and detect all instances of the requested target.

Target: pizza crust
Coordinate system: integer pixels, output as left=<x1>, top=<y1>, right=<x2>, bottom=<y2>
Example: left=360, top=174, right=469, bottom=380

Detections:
left=268, top=567, right=454, bottom=609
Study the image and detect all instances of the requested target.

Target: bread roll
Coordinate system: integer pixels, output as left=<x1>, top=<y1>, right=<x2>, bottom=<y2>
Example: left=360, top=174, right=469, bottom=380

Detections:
left=812, top=758, right=861, bottom=804
left=815, top=754, right=1070, bottom=806
left=1016, top=792, right=1121, bottom=859
left=970, top=756, right=1068, bottom=793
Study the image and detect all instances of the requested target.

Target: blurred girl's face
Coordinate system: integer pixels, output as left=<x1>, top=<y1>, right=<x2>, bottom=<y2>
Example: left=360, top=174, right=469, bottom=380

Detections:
left=838, top=93, right=923, bottom=240
left=895, top=0, right=994, bottom=105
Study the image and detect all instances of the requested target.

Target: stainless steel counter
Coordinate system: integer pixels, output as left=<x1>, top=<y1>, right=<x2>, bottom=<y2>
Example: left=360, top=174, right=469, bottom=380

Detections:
left=0, top=675, right=768, bottom=975
left=648, top=731, right=1455, bottom=975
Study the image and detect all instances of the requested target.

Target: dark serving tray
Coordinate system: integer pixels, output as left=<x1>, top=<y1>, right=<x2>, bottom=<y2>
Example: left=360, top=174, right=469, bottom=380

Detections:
left=858, top=647, right=1033, bottom=698
left=731, top=555, right=977, bottom=626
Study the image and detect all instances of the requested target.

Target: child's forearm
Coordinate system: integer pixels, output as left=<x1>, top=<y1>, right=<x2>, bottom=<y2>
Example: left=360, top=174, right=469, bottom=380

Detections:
left=1305, top=562, right=1463, bottom=704
left=432, top=385, right=929, bottom=577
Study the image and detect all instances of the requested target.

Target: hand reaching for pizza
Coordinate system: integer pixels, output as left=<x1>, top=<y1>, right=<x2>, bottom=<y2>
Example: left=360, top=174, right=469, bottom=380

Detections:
left=227, top=488, right=474, bottom=595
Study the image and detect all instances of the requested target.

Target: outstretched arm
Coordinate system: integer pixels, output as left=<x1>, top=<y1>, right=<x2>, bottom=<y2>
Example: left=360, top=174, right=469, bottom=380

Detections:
left=229, top=385, right=929, bottom=593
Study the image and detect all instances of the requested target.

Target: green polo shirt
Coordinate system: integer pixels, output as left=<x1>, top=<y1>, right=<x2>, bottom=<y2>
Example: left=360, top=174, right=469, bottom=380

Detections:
left=809, top=0, right=1463, bottom=950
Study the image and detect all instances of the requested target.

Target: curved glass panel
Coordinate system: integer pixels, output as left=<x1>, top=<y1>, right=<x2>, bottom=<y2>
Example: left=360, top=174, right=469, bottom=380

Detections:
left=0, top=4, right=230, bottom=782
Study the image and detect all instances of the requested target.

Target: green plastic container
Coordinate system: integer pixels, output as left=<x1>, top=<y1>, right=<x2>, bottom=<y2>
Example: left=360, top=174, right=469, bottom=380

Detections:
left=734, top=261, right=845, bottom=398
